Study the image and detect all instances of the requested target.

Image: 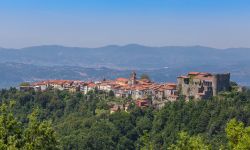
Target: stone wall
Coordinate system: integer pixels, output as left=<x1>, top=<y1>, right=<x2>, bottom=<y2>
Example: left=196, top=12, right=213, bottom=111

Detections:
left=177, top=72, right=230, bottom=100
left=212, top=73, right=230, bottom=96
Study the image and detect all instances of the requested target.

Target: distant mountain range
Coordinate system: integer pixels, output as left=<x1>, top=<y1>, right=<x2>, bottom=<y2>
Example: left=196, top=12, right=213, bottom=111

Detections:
left=1, top=44, right=250, bottom=69
left=0, top=44, right=250, bottom=88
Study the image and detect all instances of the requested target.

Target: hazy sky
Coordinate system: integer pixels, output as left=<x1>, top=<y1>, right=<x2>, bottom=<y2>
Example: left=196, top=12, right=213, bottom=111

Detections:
left=0, top=0, right=250, bottom=48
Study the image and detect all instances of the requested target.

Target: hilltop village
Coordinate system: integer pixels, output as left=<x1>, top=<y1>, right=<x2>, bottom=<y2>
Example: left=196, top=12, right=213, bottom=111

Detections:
left=20, top=71, right=231, bottom=110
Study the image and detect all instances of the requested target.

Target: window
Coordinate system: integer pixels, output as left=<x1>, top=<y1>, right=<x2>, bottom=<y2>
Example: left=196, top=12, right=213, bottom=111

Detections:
left=184, top=78, right=189, bottom=84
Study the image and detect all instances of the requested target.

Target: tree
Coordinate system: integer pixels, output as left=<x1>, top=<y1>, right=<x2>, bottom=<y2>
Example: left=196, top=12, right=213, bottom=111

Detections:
left=19, top=82, right=30, bottom=86
left=136, top=117, right=152, bottom=135
left=225, top=118, right=250, bottom=150
left=137, top=131, right=153, bottom=150
left=24, top=109, right=59, bottom=150
left=168, top=131, right=211, bottom=150
left=140, top=74, right=151, bottom=81
left=81, top=120, right=118, bottom=150
left=0, top=101, right=59, bottom=149
left=108, top=90, right=115, bottom=97
left=117, top=136, right=134, bottom=150
left=2, top=86, right=250, bottom=149
left=0, top=101, right=22, bottom=149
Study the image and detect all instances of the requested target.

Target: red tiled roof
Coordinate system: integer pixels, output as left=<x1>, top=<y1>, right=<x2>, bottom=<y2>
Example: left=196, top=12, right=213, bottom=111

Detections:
left=188, top=72, right=200, bottom=75
left=32, top=81, right=48, bottom=86
left=164, top=83, right=177, bottom=89
left=199, top=72, right=211, bottom=76
left=87, top=83, right=96, bottom=88
left=194, top=75, right=213, bottom=81
left=178, top=75, right=189, bottom=79
left=136, top=99, right=149, bottom=107
left=116, top=78, right=129, bottom=82
left=139, top=79, right=151, bottom=83
left=166, top=83, right=176, bottom=86
left=48, top=80, right=74, bottom=85
left=164, top=86, right=176, bottom=90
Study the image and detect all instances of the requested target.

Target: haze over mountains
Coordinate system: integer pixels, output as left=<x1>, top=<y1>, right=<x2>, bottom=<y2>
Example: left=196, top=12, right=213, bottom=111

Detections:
left=0, top=44, right=250, bottom=88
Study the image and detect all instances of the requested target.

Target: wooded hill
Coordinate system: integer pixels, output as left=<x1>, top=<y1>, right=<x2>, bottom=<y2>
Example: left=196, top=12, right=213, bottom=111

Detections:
left=0, top=86, right=250, bottom=149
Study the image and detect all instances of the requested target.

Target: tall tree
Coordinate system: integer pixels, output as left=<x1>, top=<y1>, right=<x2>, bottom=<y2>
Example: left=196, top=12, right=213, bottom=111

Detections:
left=0, top=101, right=22, bottom=149
left=140, top=74, right=151, bottom=81
left=225, top=118, right=250, bottom=150
left=0, top=101, right=59, bottom=149
left=168, top=131, right=211, bottom=150
left=23, top=109, right=59, bottom=150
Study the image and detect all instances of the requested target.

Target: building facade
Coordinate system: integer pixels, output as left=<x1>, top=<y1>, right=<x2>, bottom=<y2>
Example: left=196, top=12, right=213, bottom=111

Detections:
left=177, top=72, right=230, bottom=100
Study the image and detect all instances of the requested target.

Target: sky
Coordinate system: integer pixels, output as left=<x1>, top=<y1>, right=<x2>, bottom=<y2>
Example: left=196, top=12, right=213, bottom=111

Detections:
left=0, top=0, right=250, bottom=48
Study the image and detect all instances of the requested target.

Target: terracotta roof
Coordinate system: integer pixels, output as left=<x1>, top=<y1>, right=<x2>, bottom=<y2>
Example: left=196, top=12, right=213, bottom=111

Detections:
left=194, top=75, right=213, bottom=81
left=188, top=72, right=200, bottom=75
left=139, top=79, right=151, bottom=83
left=178, top=76, right=189, bottom=79
left=32, top=81, right=48, bottom=86
left=116, top=78, right=129, bottom=82
left=164, top=83, right=177, bottom=89
left=48, top=80, right=74, bottom=85
left=164, top=86, right=176, bottom=90
left=136, top=99, right=149, bottom=107
left=166, top=83, right=176, bottom=86
left=87, top=83, right=96, bottom=88
left=199, top=72, right=211, bottom=76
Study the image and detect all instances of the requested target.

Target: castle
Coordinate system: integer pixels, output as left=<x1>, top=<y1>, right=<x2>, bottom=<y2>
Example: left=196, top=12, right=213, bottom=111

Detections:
left=177, top=72, right=230, bottom=100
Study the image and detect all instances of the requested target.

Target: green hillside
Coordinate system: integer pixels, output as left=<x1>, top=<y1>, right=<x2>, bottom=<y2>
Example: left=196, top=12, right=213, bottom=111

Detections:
left=1, top=87, right=250, bottom=149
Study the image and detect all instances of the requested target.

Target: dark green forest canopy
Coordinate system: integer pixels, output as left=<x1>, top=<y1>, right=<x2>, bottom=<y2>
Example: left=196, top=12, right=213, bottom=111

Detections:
left=1, top=87, right=250, bottom=149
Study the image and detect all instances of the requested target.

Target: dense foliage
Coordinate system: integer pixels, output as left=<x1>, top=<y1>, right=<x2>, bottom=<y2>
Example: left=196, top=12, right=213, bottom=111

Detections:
left=0, top=101, right=58, bottom=149
left=1, top=87, right=250, bottom=149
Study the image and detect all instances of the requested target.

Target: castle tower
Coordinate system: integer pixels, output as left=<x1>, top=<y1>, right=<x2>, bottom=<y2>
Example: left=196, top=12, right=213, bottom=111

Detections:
left=211, top=73, right=230, bottom=96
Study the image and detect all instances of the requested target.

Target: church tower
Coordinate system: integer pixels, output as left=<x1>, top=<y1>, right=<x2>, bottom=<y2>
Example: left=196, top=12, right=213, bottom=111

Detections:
left=129, top=71, right=137, bottom=85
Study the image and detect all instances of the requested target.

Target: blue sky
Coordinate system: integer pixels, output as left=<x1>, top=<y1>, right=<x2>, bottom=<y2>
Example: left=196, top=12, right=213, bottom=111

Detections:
left=0, top=0, right=250, bottom=48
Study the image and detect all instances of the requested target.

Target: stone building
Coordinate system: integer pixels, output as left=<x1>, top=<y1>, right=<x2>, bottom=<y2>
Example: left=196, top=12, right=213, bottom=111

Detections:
left=177, top=72, right=230, bottom=100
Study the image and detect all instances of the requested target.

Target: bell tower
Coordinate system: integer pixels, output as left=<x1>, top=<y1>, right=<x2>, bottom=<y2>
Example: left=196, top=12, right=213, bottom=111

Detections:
left=130, top=71, right=137, bottom=85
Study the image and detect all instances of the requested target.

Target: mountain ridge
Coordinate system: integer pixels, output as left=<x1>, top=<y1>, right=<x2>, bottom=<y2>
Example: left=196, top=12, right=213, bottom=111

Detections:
left=0, top=44, right=250, bottom=88
left=0, top=44, right=250, bottom=69
left=1, top=44, right=250, bottom=50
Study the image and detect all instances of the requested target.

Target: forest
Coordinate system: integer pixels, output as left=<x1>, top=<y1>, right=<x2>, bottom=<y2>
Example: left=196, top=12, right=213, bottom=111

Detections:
left=0, top=85, right=250, bottom=149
